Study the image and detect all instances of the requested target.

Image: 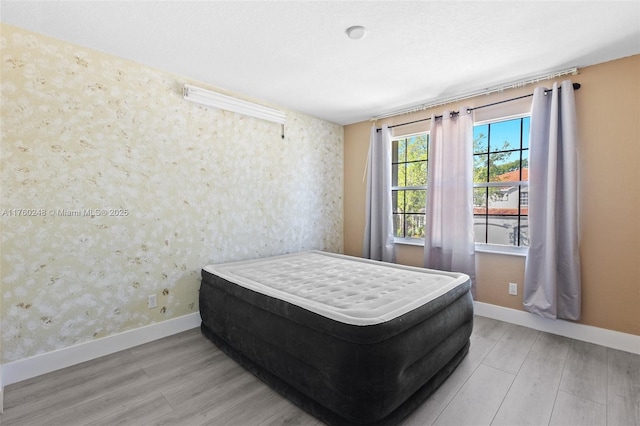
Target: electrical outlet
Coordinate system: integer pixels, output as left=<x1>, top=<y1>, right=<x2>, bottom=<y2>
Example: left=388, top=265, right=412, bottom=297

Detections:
left=509, top=283, right=518, bottom=296
left=148, top=294, right=158, bottom=309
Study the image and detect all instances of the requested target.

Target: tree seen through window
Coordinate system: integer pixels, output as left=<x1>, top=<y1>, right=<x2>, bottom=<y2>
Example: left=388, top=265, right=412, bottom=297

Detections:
left=392, top=134, right=428, bottom=239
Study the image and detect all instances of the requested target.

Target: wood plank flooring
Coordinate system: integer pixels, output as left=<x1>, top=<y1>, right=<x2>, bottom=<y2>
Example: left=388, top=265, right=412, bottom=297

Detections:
left=2, top=316, right=639, bottom=425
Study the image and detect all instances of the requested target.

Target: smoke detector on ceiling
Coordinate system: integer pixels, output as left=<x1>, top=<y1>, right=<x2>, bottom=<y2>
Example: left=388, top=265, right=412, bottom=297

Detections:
left=346, top=26, right=367, bottom=40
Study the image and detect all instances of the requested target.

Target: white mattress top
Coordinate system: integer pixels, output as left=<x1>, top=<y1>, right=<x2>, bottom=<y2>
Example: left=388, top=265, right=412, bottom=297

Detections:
left=203, top=251, right=469, bottom=326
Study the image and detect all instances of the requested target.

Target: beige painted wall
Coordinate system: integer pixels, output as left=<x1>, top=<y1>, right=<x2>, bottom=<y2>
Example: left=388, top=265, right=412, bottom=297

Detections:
left=344, top=55, right=640, bottom=336
left=0, top=25, right=343, bottom=363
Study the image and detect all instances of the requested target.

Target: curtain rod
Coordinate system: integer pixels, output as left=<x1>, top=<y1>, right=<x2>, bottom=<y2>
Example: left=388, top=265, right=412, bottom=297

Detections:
left=373, top=67, right=578, bottom=121
left=376, top=82, right=581, bottom=132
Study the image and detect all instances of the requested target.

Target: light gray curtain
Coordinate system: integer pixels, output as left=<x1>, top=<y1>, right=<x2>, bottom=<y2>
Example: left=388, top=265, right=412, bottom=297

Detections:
left=363, top=125, right=395, bottom=262
left=424, top=110, right=476, bottom=296
left=523, top=80, right=581, bottom=320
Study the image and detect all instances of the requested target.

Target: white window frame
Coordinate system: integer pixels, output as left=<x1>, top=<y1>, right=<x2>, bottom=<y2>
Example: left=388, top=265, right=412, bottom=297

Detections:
left=391, top=131, right=429, bottom=244
left=391, top=114, right=530, bottom=256
left=473, top=113, right=530, bottom=256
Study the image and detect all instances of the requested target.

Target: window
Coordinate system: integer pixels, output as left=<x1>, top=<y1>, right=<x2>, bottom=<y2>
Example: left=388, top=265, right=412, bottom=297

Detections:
left=473, top=116, right=530, bottom=247
left=392, top=133, right=428, bottom=240
left=390, top=116, right=529, bottom=249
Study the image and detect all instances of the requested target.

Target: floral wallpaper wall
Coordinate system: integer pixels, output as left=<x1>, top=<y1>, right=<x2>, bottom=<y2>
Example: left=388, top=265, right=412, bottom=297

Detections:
left=0, top=24, right=343, bottom=363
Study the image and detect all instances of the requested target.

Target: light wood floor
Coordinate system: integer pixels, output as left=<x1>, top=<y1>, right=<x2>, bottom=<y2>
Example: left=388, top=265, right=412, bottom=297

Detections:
left=2, top=316, right=639, bottom=425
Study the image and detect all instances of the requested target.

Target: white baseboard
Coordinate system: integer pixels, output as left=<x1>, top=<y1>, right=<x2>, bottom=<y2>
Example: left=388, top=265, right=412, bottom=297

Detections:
left=1, top=312, right=201, bottom=387
left=2, top=304, right=637, bottom=393
left=474, top=301, right=640, bottom=355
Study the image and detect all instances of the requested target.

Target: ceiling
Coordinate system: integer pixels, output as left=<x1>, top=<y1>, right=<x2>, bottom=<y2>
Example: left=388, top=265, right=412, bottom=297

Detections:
left=1, top=1, right=639, bottom=125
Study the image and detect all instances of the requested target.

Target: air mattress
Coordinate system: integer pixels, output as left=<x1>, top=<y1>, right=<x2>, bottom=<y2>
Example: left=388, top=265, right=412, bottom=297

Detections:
left=199, top=251, right=473, bottom=425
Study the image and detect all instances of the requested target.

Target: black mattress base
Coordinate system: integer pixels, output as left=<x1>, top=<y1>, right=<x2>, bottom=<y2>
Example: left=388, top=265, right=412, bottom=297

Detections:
left=201, top=322, right=470, bottom=426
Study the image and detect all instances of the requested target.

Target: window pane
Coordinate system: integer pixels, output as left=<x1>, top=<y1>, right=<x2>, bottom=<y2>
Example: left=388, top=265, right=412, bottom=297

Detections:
left=393, top=163, right=407, bottom=187
left=404, top=189, right=425, bottom=214
left=406, top=135, right=428, bottom=161
left=489, top=150, right=522, bottom=182
left=474, top=153, right=488, bottom=183
left=397, top=138, right=407, bottom=162
left=521, top=149, right=529, bottom=180
left=487, top=215, right=521, bottom=246
left=405, top=161, right=427, bottom=187
left=472, top=118, right=529, bottom=247
left=474, top=124, right=489, bottom=154
left=522, top=117, right=530, bottom=149
left=473, top=187, right=487, bottom=213
left=489, top=118, right=522, bottom=152
left=392, top=163, right=398, bottom=187
left=474, top=215, right=487, bottom=244
left=484, top=215, right=529, bottom=246
left=519, top=216, right=529, bottom=247
left=392, top=190, right=404, bottom=214
left=405, top=214, right=425, bottom=239
left=487, top=185, right=519, bottom=215
left=393, top=213, right=404, bottom=238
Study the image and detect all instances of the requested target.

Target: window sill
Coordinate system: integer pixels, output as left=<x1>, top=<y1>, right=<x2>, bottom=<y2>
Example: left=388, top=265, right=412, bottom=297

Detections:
left=474, top=243, right=528, bottom=257
left=393, top=239, right=528, bottom=257
left=393, top=238, right=424, bottom=247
